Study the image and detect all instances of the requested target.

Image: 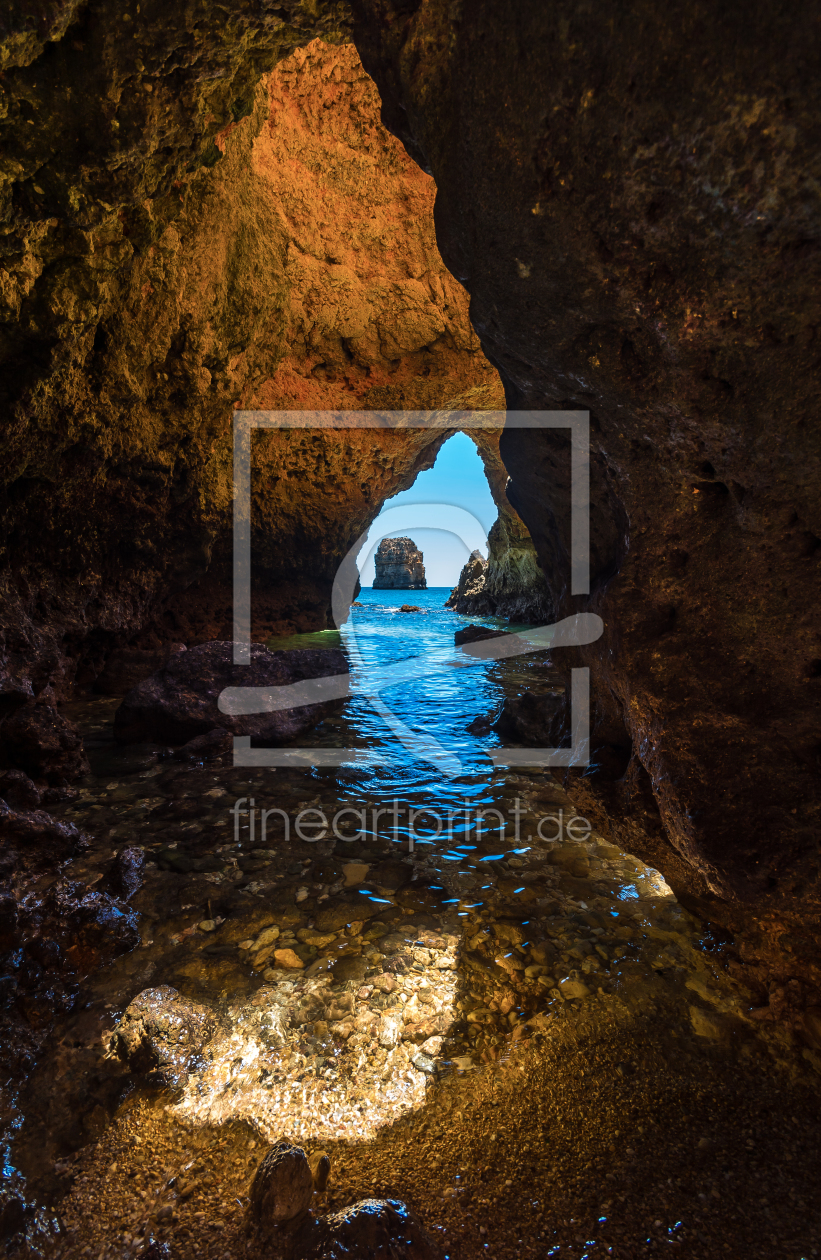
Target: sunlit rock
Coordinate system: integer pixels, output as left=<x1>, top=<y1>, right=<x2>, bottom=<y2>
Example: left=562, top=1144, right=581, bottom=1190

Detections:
left=372, top=538, right=427, bottom=590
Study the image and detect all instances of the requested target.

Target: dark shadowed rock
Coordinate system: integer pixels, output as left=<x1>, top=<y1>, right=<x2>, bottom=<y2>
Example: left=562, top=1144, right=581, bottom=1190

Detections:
left=94, top=645, right=186, bottom=696
left=493, top=690, right=568, bottom=746
left=294, top=1198, right=443, bottom=1260
left=0, top=705, right=89, bottom=784
left=170, top=727, right=233, bottom=762
left=353, top=0, right=821, bottom=983
left=114, top=642, right=348, bottom=746
left=0, top=802, right=90, bottom=865
left=106, top=846, right=145, bottom=902
left=46, top=881, right=140, bottom=957
left=309, top=1151, right=331, bottom=1193
left=114, top=986, right=217, bottom=1084
left=454, top=624, right=508, bottom=647
left=0, top=893, right=19, bottom=952
left=0, top=770, right=41, bottom=810
left=0, top=673, right=33, bottom=722
left=249, top=1139, right=315, bottom=1237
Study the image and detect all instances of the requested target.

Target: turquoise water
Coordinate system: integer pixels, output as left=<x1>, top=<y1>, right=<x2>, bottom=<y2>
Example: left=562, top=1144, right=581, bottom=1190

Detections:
left=270, top=587, right=551, bottom=802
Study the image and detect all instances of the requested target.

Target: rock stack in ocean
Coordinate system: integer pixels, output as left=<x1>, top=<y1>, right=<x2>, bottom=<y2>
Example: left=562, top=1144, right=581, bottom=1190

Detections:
left=373, top=538, right=427, bottom=590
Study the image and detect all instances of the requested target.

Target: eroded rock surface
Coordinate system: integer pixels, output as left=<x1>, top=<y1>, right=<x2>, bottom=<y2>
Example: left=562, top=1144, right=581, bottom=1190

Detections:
left=114, top=986, right=218, bottom=1085
left=372, top=538, right=426, bottom=590
left=248, top=1139, right=315, bottom=1235
left=114, top=642, right=349, bottom=746
left=352, top=0, right=821, bottom=982
left=0, top=31, right=498, bottom=700
left=0, top=704, right=89, bottom=784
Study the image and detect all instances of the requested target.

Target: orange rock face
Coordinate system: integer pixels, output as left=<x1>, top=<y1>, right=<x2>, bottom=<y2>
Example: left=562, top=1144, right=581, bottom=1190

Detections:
left=0, top=38, right=501, bottom=687
left=250, top=41, right=493, bottom=413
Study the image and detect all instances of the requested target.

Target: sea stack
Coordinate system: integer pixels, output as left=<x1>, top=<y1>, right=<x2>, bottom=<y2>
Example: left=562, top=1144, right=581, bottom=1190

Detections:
left=373, top=538, right=427, bottom=589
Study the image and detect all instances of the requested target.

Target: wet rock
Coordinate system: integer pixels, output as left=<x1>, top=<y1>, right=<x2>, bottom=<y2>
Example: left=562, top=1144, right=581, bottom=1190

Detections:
left=0, top=770, right=41, bottom=810
left=0, top=801, right=90, bottom=866
left=399, top=604, right=422, bottom=612
left=0, top=704, right=89, bottom=784
left=466, top=715, right=493, bottom=736
left=114, top=642, right=349, bottom=746
left=493, top=690, right=568, bottom=745
left=106, top=845, right=145, bottom=901
left=378, top=1011, right=404, bottom=1048
left=447, top=553, right=487, bottom=612
left=372, top=538, right=426, bottom=589
left=559, top=976, right=591, bottom=1001
left=548, top=846, right=590, bottom=879
left=248, top=1140, right=315, bottom=1237
left=304, top=1198, right=442, bottom=1260
left=314, top=898, right=381, bottom=933
left=367, top=861, right=411, bottom=893
left=273, top=948, right=305, bottom=970
left=454, top=624, right=509, bottom=647
left=170, top=726, right=233, bottom=762
left=342, top=861, right=370, bottom=887
left=0, top=878, right=138, bottom=1080
left=447, top=523, right=551, bottom=623
left=309, top=1150, right=331, bottom=1192
left=114, top=986, right=218, bottom=1084
left=0, top=1195, right=26, bottom=1241
left=331, top=955, right=368, bottom=983
left=140, top=1240, right=171, bottom=1260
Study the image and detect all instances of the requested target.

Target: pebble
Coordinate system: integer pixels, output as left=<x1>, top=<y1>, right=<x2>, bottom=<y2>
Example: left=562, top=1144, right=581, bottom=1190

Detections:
left=272, top=948, right=304, bottom=970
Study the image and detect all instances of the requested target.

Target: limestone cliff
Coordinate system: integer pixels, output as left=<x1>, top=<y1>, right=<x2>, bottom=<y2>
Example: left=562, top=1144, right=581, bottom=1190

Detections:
left=372, top=537, right=426, bottom=589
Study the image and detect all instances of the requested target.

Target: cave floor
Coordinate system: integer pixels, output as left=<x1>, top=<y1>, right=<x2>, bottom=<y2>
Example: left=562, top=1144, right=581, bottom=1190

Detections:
left=3, top=597, right=820, bottom=1258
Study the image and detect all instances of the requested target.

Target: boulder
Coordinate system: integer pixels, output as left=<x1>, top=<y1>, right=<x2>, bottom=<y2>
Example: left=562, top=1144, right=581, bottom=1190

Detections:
left=0, top=770, right=41, bottom=810
left=493, top=690, right=568, bottom=746
left=169, top=727, right=233, bottom=762
left=106, top=846, right=145, bottom=902
left=0, top=705, right=89, bottom=784
left=248, top=1140, right=315, bottom=1236
left=454, top=624, right=508, bottom=647
left=304, top=1199, right=442, bottom=1260
left=113, top=642, right=348, bottom=746
left=0, top=801, right=90, bottom=866
left=113, top=986, right=217, bottom=1084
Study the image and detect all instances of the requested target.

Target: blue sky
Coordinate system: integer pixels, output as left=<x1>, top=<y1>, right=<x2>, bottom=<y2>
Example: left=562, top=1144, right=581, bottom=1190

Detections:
left=359, top=432, right=498, bottom=587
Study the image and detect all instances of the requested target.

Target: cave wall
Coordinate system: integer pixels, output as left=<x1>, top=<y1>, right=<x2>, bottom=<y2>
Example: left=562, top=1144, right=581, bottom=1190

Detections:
left=0, top=15, right=499, bottom=698
left=452, top=428, right=552, bottom=623
left=3, top=0, right=820, bottom=1005
left=351, top=0, right=821, bottom=992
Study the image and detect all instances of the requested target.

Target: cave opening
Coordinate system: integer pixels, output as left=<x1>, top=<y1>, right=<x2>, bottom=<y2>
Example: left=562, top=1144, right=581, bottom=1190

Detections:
left=0, top=10, right=819, bottom=1260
